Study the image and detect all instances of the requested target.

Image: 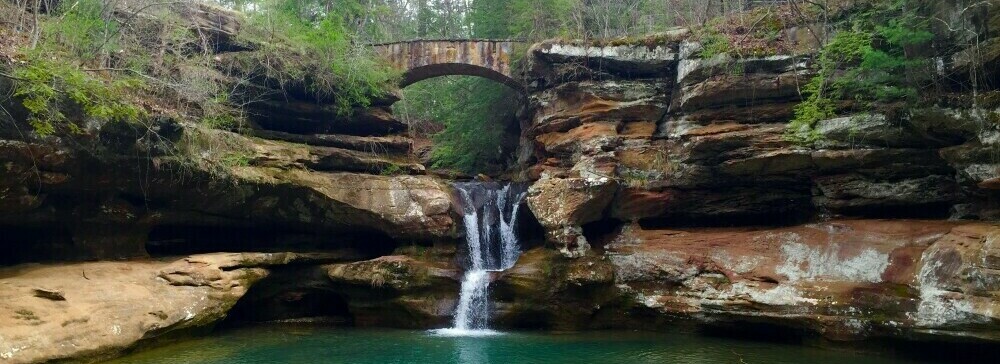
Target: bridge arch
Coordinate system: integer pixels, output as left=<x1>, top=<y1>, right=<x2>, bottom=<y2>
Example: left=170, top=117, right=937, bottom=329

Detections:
left=372, top=39, right=524, bottom=91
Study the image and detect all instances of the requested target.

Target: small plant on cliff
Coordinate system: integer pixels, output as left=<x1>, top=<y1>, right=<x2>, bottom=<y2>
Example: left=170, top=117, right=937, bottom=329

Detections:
left=13, top=55, right=145, bottom=135
left=6, top=0, right=148, bottom=135
left=787, top=0, right=934, bottom=143
left=378, top=163, right=405, bottom=176
left=220, top=152, right=252, bottom=167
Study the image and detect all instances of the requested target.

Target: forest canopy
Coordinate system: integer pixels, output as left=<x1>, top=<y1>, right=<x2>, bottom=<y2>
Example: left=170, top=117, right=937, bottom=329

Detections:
left=1, top=0, right=956, bottom=174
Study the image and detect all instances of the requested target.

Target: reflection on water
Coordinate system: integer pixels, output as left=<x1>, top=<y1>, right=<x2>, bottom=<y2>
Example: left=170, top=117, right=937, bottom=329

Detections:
left=109, top=325, right=947, bottom=364
left=454, top=336, right=489, bottom=364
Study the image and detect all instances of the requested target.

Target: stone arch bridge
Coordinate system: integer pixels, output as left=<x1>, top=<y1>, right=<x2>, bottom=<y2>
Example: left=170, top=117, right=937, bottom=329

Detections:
left=372, top=39, right=524, bottom=90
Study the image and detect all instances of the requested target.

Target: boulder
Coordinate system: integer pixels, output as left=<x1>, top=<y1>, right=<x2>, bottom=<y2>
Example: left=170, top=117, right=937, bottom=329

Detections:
left=492, top=248, right=621, bottom=330
left=526, top=175, right=617, bottom=257
left=270, top=172, right=456, bottom=241
left=0, top=253, right=339, bottom=363
left=324, top=255, right=459, bottom=328
left=325, top=255, right=457, bottom=293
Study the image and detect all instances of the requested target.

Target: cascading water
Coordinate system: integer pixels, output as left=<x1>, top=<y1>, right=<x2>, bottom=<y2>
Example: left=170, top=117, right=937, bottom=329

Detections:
left=432, top=182, right=527, bottom=336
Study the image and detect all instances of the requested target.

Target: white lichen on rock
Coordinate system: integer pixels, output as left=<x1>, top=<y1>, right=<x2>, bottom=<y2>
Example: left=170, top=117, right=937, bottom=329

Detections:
left=775, top=234, right=889, bottom=283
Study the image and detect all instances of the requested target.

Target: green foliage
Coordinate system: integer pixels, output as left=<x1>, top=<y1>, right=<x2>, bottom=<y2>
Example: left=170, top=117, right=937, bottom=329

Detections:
left=395, top=76, right=518, bottom=174
left=200, top=92, right=242, bottom=130
left=7, top=0, right=398, bottom=140
left=13, top=54, right=144, bottom=136
left=379, top=163, right=404, bottom=176
left=220, top=152, right=252, bottom=167
left=466, top=0, right=579, bottom=40
left=697, top=6, right=796, bottom=58
left=4, top=0, right=145, bottom=135
left=201, top=113, right=239, bottom=130
left=240, top=0, right=398, bottom=115
left=507, top=0, right=579, bottom=40
left=698, top=32, right=731, bottom=59
left=43, top=0, right=115, bottom=59
left=788, top=0, right=934, bottom=143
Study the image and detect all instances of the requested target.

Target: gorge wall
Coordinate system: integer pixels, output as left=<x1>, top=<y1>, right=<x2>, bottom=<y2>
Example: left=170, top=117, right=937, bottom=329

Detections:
left=3, top=1, right=1000, bottom=363
left=503, top=0, right=1000, bottom=344
left=1, top=4, right=464, bottom=362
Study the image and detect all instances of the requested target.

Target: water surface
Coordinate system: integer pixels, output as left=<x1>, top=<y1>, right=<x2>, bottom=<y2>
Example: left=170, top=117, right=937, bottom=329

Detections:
left=111, top=326, right=931, bottom=364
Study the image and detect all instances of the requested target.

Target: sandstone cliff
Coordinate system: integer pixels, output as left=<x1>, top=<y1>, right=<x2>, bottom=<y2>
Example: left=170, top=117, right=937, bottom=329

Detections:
left=3, top=2, right=1000, bottom=362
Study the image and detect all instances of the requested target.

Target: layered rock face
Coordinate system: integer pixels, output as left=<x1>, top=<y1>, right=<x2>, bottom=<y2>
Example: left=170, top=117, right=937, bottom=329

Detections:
left=521, top=36, right=1000, bottom=255
left=0, top=4, right=457, bottom=265
left=494, top=220, right=1000, bottom=341
left=515, top=6, right=1000, bottom=342
left=0, top=120, right=456, bottom=264
left=324, top=253, right=460, bottom=327
left=0, top=6, right=464, bottom=360
left=4, top=3, right=1000, bottom=362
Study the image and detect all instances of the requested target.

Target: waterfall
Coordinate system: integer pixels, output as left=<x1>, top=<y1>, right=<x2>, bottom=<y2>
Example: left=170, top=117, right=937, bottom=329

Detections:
left=432, top=182, right=527, bottom=336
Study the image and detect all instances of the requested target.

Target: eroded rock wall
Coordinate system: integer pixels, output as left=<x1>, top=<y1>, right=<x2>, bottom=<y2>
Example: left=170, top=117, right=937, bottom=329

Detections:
left=0, top=121, right=457, bottom=264
left=514, top=23, right=1000, bottom=342
left=492, top=220, right=1000, bottom=341
left=0, top=3, right=463, bottom=265
left=521, top=37, right=1000, bottom=255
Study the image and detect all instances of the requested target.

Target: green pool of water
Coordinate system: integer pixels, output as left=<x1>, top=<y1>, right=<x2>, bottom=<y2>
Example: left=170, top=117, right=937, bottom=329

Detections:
left=111, top=325, right=934, bottom=364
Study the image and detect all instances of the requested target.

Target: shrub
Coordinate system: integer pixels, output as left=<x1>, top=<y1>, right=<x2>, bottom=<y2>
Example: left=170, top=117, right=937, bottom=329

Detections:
left=379, top=163, right=404, bottom=176
left=394, top=76, right=518, bottom=174
left=787, top=0, right=934, bottom=143
left=238, top=0, right=399, bottom=115
left=697, top=5, right=797, bottom=58
left=13, top=54, right=144, bottom=135
left=42, top=0, right=116, bottom=60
